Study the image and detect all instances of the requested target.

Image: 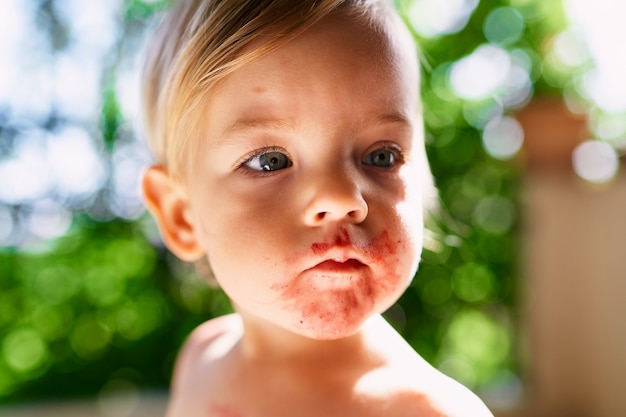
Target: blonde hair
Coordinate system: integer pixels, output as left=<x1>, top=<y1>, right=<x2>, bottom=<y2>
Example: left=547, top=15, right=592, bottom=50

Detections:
left=142, top=0, right=387, bottom=180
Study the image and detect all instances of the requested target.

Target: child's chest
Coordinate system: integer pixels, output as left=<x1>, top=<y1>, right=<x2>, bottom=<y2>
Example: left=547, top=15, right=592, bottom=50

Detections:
left=176, top=359, right=446, bottom=417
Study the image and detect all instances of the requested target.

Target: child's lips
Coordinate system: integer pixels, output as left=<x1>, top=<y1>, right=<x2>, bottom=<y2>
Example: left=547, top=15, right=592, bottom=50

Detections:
left=302, top=257, right=369, bottom=290
left=303, top=229, right=372, bottom=274
left=312, top=258, right=366, bottom=273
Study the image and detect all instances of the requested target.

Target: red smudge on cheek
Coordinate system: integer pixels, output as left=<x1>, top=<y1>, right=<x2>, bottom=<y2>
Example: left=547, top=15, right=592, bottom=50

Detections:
left=360, top=229, right=406, bottom=293
left=363, top=230, right=397, bottom=262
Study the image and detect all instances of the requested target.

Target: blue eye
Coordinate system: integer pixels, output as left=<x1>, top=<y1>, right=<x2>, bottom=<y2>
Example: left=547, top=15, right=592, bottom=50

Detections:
left=362, top=147, right=401, bottom=168
left=245, top=150, right=292, bottom=171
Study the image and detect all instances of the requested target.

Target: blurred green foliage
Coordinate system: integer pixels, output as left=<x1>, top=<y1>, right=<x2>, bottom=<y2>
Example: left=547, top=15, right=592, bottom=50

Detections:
left=0, top=0, right=574, bottom=406
left=0, top=217, right=232, bottom=402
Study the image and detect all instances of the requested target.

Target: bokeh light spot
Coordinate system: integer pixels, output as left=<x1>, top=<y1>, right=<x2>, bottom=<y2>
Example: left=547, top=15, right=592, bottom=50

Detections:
left=70, top=314, right=112, bottom=359
left=117, top=293, right=169, bottom=341
left=572, top=140, right=619, bottom=183
left=47, top=126, right=107, bottom=200
left=591, top=112, right=626, bottom=142
left=567, top=0, right=626, bottom=112
left=26, top=199, right=72, bottom=240
left=483, top=7, right=525, bottom=46
left=104, top=238, right=155, bottom=280
left=408, top=0, right=479, bottom=38
left=84, top=269, right=125, bottom=308
left=450, top=45, right=510, bottom=100
left=34, top=266, right=81, bottom=305
left=1, top=327, right=50, bottom=374
left=551, top=29, right=589, bottom=69
left=473, top=195, right=516, bottom=235
left=482, top=116, right=524, bottom=160
left=0, top=130, right=51, bottom=205
left=451, top=262, right=494, bottom=303
left=442, top=310, right=510, bottom=385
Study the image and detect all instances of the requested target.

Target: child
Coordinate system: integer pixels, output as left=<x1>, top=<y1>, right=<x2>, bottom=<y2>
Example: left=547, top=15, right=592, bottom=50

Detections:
left=141, top=0, right=494, bottom=416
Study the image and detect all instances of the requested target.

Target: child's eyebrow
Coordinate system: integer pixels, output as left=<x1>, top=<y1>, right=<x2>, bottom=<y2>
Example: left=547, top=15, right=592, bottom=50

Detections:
left=353, top=112, right=414, bottom=134
left=221, top=117, right=294, bottom=139
left=367, top=112, right=413, bottom=128
left=218, top=112, right=412, bottom=143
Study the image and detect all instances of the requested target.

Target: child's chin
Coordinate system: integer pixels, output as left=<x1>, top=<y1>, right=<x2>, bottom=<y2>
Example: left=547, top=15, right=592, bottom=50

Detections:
left=294, top=314, right=368, bottom=341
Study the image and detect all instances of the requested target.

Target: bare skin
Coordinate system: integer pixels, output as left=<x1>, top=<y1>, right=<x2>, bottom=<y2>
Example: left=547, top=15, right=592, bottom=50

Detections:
left=143, top=8, right=494, bottom=417
left=166, top=314, right=491, bottom=417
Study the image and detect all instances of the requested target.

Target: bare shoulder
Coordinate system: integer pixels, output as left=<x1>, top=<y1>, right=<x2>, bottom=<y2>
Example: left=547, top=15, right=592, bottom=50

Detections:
left=171, top=313, right=242, bottom=385
left=377, top=358, right=494, bottom=417
left=363, top=317, right=494, bottom=417
left=357, top=357, right=493, bottom=417
left=425, top=372, right=494, bottom=417
left=178, top=313, right=241, bottom=356
left=166, top=313, right=243, bottom=417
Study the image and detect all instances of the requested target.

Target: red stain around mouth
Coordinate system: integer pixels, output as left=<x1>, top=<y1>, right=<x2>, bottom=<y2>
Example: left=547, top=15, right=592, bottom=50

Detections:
left=311, top=226, right=352, bottom=255
left=273, top=228, right=406, bottom=338
left=311, top=227, right=398, bottom=262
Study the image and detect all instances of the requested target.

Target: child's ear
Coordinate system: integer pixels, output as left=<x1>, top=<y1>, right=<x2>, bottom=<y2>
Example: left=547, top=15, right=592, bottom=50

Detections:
left=142, top=166, right=205, bottom=261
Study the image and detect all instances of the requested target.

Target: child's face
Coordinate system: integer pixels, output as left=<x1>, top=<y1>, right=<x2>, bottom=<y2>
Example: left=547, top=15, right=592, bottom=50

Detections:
left=184, top=12, right=424, bottom=339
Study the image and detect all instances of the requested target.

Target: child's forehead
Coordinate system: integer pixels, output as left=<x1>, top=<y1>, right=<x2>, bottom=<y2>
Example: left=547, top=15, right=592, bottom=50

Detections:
left=197, top=23, right=418, bottom=154
left=196, top=9, right=419, bottom=139
left=235, top=6, right=416, bottom=70
left=292, top=8, right=415, bottom=62
left=221, top=10, right=418, bottom=95
left=171, top=5, right=422, bottom=181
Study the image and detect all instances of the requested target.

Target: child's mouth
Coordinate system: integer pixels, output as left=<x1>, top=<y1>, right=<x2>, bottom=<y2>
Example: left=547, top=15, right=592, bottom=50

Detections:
left=303, top=258, right=368, bottom=290
left=312, top=258, right=366, bottom=273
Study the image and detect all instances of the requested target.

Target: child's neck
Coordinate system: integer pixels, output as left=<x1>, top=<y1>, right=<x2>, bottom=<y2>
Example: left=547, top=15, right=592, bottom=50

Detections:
left=236, top=310, right=384, bottom=368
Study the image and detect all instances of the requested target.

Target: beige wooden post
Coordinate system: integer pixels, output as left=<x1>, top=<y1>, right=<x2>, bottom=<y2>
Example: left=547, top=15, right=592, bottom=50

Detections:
left=514, top=98, right=626, bottom=417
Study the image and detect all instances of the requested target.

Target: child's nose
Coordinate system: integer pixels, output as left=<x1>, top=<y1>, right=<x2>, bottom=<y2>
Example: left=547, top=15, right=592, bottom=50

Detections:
left=302, top=170, right=368, bottom=226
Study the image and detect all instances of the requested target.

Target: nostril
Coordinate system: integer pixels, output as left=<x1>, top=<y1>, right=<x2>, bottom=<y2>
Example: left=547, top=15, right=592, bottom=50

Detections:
left=305, top=197, right=368, bottom=225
